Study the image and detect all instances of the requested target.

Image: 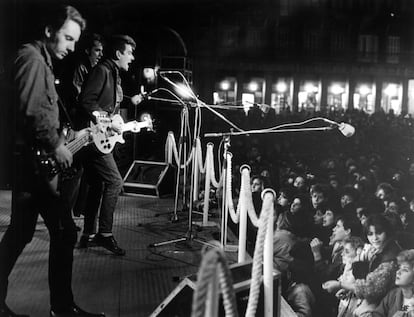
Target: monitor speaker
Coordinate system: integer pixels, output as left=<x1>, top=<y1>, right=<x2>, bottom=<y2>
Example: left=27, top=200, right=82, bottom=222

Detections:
left=149, top=260, right=282, bottom=317
left=123, top=160, right=176, bottom=197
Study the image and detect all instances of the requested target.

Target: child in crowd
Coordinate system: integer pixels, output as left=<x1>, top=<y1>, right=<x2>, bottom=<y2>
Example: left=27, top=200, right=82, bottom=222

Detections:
left=374, top=249, right=414, bottom=317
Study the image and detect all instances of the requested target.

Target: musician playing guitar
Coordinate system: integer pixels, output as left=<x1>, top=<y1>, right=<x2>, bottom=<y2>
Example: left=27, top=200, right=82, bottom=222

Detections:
left=0, top=5, right=105, bottom=317
left=76, top=34, right=143, bottom=256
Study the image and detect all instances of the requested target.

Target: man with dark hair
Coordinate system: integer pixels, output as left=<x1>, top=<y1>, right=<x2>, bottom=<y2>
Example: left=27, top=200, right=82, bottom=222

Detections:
left=0, top=5, right=104, bottom=317
left=59, top=33, right=105, bottom=218
left=77, top=34, right=142, bottom=255
left=71, top=33, right=104, bottom=105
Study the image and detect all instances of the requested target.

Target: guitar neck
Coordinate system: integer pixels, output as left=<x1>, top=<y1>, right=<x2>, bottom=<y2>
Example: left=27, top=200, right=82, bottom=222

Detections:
left=66, top=134, right=90, bottom=155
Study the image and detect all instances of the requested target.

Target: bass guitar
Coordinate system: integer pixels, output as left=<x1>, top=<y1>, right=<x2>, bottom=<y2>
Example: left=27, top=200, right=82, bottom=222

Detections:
left=34, top=130, right=92, bottom=195
left=92, top=113, right=153, bottom=154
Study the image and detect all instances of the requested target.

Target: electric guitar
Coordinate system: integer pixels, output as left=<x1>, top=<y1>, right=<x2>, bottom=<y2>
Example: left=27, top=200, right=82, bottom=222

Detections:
left=34, top=130, right=92, bottom=195
left=92, top=113, right=153, bottom=154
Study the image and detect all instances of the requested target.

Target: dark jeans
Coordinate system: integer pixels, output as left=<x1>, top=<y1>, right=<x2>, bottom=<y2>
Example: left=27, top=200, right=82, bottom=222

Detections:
left=0, top=153, right=81, bottom=311
left=82, top=152, right=123, bottom=234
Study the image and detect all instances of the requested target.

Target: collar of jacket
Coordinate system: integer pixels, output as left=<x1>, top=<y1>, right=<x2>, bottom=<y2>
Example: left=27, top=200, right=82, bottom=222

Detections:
left=101, top=58, right=120, bottom=73
left=33, top=40, right=53, bottom=70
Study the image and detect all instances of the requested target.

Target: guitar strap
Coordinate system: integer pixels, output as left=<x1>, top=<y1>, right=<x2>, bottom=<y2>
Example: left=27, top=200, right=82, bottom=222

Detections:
left=112, top=65, right=123, bottom=116
left=57, top=97, right=75, bottom=129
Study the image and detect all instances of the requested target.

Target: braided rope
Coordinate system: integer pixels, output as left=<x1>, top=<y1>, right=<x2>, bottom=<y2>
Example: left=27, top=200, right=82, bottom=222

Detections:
left=245, top=191, right=275, bottom=317
left=202, top=146, right=213, bottom=223
left=191, top=247, right=239, bottom=317
left=226, top=153, right=241, bottom=224
left=239, top=166, right=259, bottom=227
left=164, top=131, right=195, bottom=168
left=208, top=143, right=222, bottom=188
left=165, top=132, right=178, bottom=165
left=196, top=138, right=206, bottom=174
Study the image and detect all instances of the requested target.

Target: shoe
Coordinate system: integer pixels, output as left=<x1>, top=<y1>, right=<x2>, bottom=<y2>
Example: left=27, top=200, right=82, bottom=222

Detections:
left=50, top=304, right=104, bottom=317
left=0, top=304, right=29, bottom=317
left=76, top=235, right=97, bottom=249
left=95, top=234, right=126, bottom=256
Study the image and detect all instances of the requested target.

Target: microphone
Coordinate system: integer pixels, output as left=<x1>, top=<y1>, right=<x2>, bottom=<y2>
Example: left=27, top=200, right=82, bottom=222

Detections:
left=338, top=122, right=355, bottom=137
left=322, top=118, right=355, bottom=137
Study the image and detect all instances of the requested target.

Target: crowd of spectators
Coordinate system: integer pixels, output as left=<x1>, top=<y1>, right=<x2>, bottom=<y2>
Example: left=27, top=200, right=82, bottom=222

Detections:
left=218, top=106, right=414, bottom=317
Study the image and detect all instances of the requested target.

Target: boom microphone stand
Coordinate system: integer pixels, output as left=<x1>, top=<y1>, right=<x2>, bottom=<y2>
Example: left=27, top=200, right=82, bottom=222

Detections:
left=149, top=92, right=215, bottom=248
left=171, top=105, right=189, bottom=222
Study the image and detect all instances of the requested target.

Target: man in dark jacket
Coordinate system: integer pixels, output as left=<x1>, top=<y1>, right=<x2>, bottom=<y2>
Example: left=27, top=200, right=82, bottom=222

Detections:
left=0, top=5, right=104, bottom=317
left=77, top=35, right=142, bottom=255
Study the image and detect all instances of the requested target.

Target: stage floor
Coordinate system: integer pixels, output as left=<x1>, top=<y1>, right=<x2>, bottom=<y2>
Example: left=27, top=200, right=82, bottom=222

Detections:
left=0, top=190, right=297, bottom=317
left=0, top=190, right=240, bottom=317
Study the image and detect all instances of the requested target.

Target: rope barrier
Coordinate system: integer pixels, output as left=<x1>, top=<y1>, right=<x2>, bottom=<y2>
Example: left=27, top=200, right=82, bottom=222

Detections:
left=191, top=246, right=239, bottom=317
left=245, top=189, right=276, bottom=317
left=164, top=131, right=196, bottom=168
left=163, top=128, right=277, bottom=316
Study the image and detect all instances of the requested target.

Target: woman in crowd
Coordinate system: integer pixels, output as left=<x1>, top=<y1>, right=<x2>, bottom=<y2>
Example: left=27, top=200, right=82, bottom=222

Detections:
left=327, top=214, right=401, bottom=316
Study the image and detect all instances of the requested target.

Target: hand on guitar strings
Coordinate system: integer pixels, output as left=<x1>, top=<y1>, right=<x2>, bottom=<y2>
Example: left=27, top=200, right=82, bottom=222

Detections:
left=55, top=143, right=73, bottom=169
left=74, top=127, right=92, bottom=139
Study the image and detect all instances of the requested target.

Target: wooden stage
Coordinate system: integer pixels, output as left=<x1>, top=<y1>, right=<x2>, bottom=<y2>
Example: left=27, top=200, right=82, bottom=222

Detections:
left=0, top=190, right=295, bottom=317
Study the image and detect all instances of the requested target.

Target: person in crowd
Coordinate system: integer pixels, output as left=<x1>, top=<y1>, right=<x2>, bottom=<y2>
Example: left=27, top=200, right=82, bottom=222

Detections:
left=318, top=203, right=343, bottom=245
left=283, top=240, right=316, bottom=317
left=340, top=185, right=359, bottom=214
left=276, top=186, right=294, bottom=215
left=276, top=193, right=313, bottom=239
left=245, top=175, right=264, bottom=254
left=333, top=214, right=401, bottom=316
left=375, top=182, right=396, bottom=209
left=293, top=174, right=309, bottom=195
left=310, top=183, right=330, bottom=226
left=355, top=197, right=383, bottom=227
left=0, top=5, right=105, bottom=317
left=374, top=249, right=414, bottom=317
left=323, top=236, right=365, bottom=317
left=311, top=214, right=362, bottom=316
left=76, top=34, right=143, bottom=255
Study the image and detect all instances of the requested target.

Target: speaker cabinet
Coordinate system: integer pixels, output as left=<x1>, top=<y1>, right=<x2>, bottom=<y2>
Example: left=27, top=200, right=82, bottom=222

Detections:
left=150, top=260, right=283, bottom=317
left=123, top=160, right=176, bottom=197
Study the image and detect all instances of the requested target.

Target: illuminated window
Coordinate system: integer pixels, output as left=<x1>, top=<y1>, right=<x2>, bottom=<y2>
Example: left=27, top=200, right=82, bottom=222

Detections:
left=354, top=82, right=375, bottom=114
left=242, top=93, right=255, bottom=115
left=408, top=80, right=414, bottom=115
left=213, top=77, right=237, bottom=104
left=327, top=81, right=348, bottom=110
left=271, top=78, right=293, bottom=114
left=299, top=80, right=321, bottom=112
left=242, top=78, right=265, bottom=104
left=381, top=82, right=402, bottom=115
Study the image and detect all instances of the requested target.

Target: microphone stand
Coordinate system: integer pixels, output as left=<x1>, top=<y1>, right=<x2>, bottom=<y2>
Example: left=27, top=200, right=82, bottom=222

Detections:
left=220, top=135, right=231, bottom=249
left=150, top=102, right=216, bottom=248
